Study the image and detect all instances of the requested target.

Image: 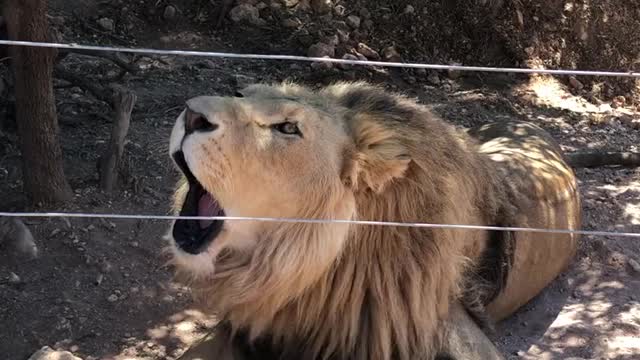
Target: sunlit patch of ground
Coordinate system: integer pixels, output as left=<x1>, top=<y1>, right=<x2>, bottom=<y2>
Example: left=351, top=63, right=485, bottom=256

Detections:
left=107, top=309, right=216, bottom=360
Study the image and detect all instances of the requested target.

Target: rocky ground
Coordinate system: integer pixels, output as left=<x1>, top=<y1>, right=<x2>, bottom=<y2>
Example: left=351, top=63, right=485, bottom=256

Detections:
left=1, top=1, right=639, bottom=359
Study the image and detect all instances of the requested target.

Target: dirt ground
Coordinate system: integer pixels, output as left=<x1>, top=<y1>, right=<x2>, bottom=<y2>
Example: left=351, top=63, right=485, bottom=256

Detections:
left=1, top=1, right=639, bottom=359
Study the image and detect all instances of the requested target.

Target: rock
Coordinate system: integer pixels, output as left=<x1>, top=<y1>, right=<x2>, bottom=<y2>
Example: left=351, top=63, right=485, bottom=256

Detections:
left=310, top=61, right=333, bottom=71
left=96, top=18, right=114, bottom=32
left=48, top=16, right=66, bottom=27
left=307, top=42, right=335, bottom=58
left=612, top=95, right=626, bottom=108
left=8, top=272, right=21, bottom=284
left=346, top=15, right=361, bottom=29
left=230, top=4, right=266, bottom=26
left=357, top=43, right=380, bottom=60
left=28, top=346, right=82, bottom=360
left=284, top=0, right=299, bottom=7
left=323, top=34, right=339, bottom=46
left=427, top=71, right=441, bottom=85
left=334, top=20, right=350, bottom=32
left=339, top=54, right=359, bottom=70
left=382, top=46, right=401, bottom=62
left=163, top=5, right=177, bottom=21
left=404, top=5, right=415, bottom=14
left=337, top=29, right=350, bottom=43
left=354, top=52, right=368, bottom=61
left=233, top=74, right=257, bottom=89
left=359, top=8, right=371, bottom=19
left=334, top=4, right=346, bottom=16
left=569, top=76, right=584, bottom=90
left=256, top=2, right=268, bottom=10
left=310, top=0, right=332, bottom=14
left=281, top=18, right=301, bottom=28
left=629, top=258, right=640, bottom=273
left=107, top=293, right=119, bottom=302
left=415, top=68, right=427, bottom=77
left=0, top=218, right=39, bottom=259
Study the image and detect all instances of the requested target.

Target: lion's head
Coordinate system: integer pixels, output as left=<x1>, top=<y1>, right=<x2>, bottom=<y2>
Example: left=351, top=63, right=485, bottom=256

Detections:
left=167, top=82, right=503, bottom=359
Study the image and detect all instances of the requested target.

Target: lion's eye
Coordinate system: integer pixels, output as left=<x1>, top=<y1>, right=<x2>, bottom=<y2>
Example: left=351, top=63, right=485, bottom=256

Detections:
left=272, top=121, right=302, bottom=136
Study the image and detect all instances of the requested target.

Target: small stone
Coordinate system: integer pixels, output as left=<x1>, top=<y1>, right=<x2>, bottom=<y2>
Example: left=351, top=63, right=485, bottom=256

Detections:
left=163, top=5, right=177, bottom=21
left=404, top=5, right=415, bottom=14
left=354, top=52, right=368, bottom=61
left=233, top=74, right=257, bottom=89
left=281, top=18, right=301, bottom=28
left=95, top=274, right=104, bottom=286
left=310, top=60, right=333, bottom=70
left=427, top=71, right=441, bottom=85
left=8, top=272, right=21, bottom=284
left=96, top=18, right=115, bottom=32
left=346, top=15, right=361, bottom=29
left=256, top=2, right=268, bottom=10
left=310, top=0, right=332, bottom=14
left=284, top=0, right=299, bottom=7
left=323, top=34, right=339, bottom=46
left=612, top=95, right=626, bottom=108
left=307, top=42, right=335, bottom=58
left=363, top=19, right=374, bottom=29
left=49, top=16, right=66, bottom=27
left=230, top=4, right=266, bottom=26
left=629, top=258, right=640, bottom=273
left=339, top=54, right=359, bottom=70
left=630, top=119, right=640, bottom=130
left=337, top=29, right=350, bottom=43
left=516, top=350, right=526, bottom=357
left=1, top=218, right=39, bottom=259
left=356, top=43, right=380, bottom=60
left=382, top=46, right=401, bottom=62
left=334, top=5, right=346, bottom=16
left=107, top=294, right=119, bottom=302
left=415, top=68, right=427, bottom=77
left=569, top=76, right=584, bottom=90
left=359, top=8, right=371, bottom=19
left=27, top=346, right=82, bottom=360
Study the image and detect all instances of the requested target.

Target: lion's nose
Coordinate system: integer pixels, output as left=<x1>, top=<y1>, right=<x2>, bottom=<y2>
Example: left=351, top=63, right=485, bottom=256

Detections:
left=184, top=107, right=219, bottom=135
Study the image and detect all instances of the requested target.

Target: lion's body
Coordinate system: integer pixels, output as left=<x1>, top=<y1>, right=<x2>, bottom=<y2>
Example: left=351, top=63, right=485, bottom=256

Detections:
left=169, top=82, right=580, bottom=360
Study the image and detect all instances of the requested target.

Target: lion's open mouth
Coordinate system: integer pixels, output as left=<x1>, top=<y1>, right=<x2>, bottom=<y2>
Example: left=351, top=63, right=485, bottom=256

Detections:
left=171, top=151, right=225, bottom=255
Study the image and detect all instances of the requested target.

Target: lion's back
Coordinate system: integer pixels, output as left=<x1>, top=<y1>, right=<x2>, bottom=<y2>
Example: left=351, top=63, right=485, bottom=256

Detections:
left=469, top=121, right=581, bottom=321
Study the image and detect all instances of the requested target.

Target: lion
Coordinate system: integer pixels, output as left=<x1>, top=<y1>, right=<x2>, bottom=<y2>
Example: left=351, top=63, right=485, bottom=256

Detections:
left=166, top=81, right=581, bottom=360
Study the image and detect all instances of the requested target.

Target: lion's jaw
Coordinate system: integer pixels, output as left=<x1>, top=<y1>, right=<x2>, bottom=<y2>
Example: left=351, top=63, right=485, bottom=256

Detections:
left=167, top=94, right=356, bottom=294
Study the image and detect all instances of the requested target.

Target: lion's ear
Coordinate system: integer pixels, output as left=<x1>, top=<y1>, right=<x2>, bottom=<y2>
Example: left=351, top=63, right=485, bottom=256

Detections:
left=342, top=115, right=411, bottom=193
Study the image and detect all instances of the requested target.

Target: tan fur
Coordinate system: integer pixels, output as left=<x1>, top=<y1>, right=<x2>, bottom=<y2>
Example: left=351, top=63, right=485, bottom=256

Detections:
left=168, top=82, right=580, bottom=360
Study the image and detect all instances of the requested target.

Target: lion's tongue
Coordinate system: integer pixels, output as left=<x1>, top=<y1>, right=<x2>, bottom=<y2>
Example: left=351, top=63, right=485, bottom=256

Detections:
left=198, top=193, right=221, bottom=229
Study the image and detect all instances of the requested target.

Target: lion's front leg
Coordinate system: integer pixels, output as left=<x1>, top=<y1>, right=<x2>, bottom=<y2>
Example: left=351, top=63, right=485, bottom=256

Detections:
left=436, top=302, right=505, bottom=360
left=178, top=323, right=248, bottom=360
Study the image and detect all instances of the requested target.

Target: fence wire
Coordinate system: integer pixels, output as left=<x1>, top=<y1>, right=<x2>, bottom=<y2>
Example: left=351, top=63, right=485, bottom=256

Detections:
left=1, top=39, right=640, bottom=78
left=0, top=212, right=638, bottom=239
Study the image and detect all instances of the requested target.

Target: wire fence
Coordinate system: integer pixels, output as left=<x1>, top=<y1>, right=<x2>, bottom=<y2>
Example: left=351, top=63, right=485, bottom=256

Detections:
left=0, top=39, right=638, bottom=240
left=2, top=39, right=640, bottom=78
left=0, top=212, right=637, bottom=239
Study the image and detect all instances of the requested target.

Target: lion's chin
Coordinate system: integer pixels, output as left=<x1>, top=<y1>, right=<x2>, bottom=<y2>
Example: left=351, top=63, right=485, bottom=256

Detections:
left=168, top=235, right=219, bottom=279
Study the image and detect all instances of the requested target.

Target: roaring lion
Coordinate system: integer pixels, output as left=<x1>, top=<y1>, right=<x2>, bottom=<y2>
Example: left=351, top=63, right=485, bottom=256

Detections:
left=166, top=81, right=581, bottom=360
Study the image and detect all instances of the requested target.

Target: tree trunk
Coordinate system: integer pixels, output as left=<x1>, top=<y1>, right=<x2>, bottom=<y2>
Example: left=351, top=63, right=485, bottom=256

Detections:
left=3, top=0, right=73, bottom=204
left=99, top=87, right=136, bottom=192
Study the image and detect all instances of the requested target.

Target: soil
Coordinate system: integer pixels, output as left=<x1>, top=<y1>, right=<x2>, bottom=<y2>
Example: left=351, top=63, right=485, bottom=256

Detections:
left=1, top=1, right=639, bottom=359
